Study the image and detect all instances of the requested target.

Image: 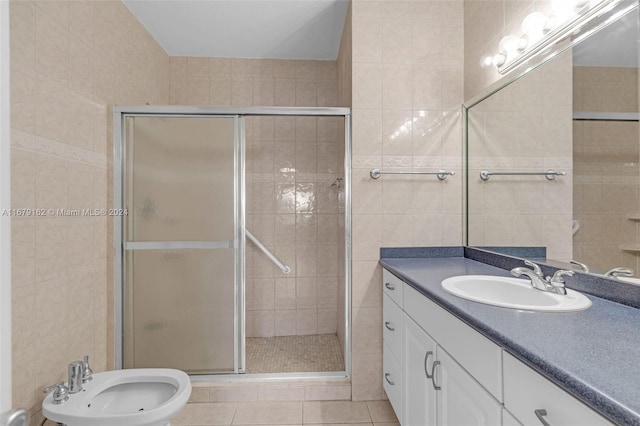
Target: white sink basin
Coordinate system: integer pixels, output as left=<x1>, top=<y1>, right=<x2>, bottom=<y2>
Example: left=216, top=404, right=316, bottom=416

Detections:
left=43, top=368, right=191, bottom=426
left=441, top=275, right=592, bottom=312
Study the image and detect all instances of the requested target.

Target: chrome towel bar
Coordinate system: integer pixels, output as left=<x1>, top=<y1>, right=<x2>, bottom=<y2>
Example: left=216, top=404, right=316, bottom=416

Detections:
left=480, top=169, right=566, bottom=181
left=370, top=168, right=455, bottom=181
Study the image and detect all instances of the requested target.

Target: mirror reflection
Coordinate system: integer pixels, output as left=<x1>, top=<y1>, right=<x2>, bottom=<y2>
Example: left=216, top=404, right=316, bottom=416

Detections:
left=466, top=5, right=640, bottom=279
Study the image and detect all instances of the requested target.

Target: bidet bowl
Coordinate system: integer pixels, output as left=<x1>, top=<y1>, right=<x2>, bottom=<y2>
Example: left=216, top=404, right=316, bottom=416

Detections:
left=441, top=275, right=592, bottom=312
left=43, top=368, right=191, bottom=426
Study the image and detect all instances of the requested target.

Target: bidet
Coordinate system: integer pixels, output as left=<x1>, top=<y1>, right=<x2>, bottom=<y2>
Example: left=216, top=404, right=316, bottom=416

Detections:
left=42, top=368, right=191, bottom=426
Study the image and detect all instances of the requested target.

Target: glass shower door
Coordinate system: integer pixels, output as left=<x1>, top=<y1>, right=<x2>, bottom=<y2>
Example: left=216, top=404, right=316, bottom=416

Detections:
left=122, top=116, right=239, bottom=374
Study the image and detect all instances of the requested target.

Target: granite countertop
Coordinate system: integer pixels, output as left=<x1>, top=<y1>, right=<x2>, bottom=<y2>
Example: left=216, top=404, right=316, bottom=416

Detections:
left=380, top=256, right=640, bottom=426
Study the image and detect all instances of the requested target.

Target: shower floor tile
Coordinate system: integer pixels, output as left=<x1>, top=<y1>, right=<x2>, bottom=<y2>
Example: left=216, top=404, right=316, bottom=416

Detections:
left=245, top=334, right=344, bottom=373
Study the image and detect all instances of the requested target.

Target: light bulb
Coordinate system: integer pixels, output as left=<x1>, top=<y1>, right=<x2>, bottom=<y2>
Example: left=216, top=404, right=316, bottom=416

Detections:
left=522, top=12, right=548, bottom=45
left=482, top=55, right=494, bottom=67
left=493, top=53, right=506, bottom=68
left=552, top=0, right=592, bottom=23
left=498, top=35, right=527, bottom=59
left=552, top=0, right=575, bottom=22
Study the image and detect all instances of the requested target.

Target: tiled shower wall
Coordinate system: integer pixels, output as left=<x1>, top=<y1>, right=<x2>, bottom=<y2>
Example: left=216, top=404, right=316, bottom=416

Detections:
left=573, top=66, right=640, bottom=272
left=244, top=115, right=342, bottom=337
left=9, top=0, right=170, bottom=422
left=168, top=58, right=344, bottom=338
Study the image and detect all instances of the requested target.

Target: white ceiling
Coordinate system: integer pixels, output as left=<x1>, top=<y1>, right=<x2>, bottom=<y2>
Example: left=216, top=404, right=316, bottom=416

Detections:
left=573, top=8, right=639, bottom=67
left=123, top=0, right=349, bottom=60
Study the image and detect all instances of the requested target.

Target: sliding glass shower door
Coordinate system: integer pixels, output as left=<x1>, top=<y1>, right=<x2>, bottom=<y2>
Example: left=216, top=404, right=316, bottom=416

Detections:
left=122, top=116, right=240, bottom=374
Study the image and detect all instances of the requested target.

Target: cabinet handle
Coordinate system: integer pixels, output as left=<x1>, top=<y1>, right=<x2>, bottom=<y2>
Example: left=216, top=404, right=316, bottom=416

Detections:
left=431, top=361, right=441, bottom=390
left=384, top=373, right=395, bottom=386
left=385, top=282, right=395, bottom=290
left=424, top=351, right=434, bottom=379
left=535, top=409, right=551, bottom=426
left=384, top=321, right=395, bottom=331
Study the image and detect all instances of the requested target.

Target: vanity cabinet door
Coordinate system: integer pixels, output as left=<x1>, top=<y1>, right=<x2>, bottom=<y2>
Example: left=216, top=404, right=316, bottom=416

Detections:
left=435, top=348, right=502, bottom=426
left=383, top=341, right=403, bottom=421
left=503, top=353, right=612, bottom=426
left=403, top=315, right=437, bottom=426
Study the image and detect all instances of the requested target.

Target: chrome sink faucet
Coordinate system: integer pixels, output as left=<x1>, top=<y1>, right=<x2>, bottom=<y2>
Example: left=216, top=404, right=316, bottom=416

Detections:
left=511, top=260, right=574, bottom=295
left=604, top=267, right=634, bottom=278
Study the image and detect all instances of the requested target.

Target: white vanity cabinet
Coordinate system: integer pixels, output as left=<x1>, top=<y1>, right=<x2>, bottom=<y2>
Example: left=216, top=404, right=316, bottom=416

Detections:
left=383, top=269, right=501, bottom=426
left=382, top=268, right=613, bottom=426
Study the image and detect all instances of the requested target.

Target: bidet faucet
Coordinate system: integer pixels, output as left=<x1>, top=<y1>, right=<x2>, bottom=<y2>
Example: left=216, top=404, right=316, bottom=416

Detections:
left=68, top=360, right=84, bottom=394
left=43, top=382, right=69, bottom=404
left=82, top=355, right=93, bottom=383
left=511, top=260, right=573, bottom=295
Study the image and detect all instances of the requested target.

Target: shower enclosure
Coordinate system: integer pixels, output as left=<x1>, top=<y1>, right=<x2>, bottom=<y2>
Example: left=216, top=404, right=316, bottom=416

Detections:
left=114, top=107, right=351, bottom=378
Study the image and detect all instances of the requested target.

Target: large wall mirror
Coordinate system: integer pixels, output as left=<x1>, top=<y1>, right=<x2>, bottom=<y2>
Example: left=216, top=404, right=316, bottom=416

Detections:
left=465, top=0, right=640, bottom=278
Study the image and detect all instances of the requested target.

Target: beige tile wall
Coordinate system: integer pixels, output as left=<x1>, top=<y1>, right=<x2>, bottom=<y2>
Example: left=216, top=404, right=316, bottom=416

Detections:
left=464, top=0, right=554, bottom=99
left=573, top=66, right=640, bottom=272
left=9, top=0, right=169, bottom=422
left=466, top=51, right=573, bottom=260
left=349, top=0, right=464, bottom=401
left=168, top=57, right=337, bottom=108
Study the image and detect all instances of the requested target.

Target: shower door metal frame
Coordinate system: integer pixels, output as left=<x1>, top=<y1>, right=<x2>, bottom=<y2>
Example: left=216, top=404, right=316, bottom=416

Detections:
left=114, top=106, right=352, bottom=381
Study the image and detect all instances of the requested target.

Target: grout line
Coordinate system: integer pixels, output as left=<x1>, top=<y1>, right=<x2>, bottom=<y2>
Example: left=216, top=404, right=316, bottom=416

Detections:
left=229, top=401, right=240, bottom=426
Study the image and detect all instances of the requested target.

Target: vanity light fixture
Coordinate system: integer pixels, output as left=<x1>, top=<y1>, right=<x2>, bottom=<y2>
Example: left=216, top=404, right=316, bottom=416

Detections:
left=492, top=0, right=629, bottom=74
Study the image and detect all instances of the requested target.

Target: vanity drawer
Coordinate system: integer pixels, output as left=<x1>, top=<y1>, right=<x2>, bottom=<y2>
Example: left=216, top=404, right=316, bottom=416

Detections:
left=383, top=269, right=404, bottom=308
left=503, top=353, right=611, bottom=426
left=403, top=284, right=503, bottom=402
left=383, top=293, right=403, bottom=360
left=383, top=341, right=402, bottom=421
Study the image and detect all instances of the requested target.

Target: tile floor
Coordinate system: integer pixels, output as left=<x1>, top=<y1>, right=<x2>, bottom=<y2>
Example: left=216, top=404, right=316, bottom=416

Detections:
left=246, top=334, right=344, bottom=373
left=172, top=400, right=399, bottom=425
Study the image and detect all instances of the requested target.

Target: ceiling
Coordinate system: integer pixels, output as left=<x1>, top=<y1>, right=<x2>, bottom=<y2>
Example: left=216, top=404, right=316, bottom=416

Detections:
left=573, top=7, right=639, bottom=67
left=123, top=0, right=349, bottom=60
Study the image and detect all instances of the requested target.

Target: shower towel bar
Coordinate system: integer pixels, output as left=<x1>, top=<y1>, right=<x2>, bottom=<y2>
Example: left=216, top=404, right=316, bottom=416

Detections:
left=370, top=168, right=455, bottom=181
left=480, top=169, right=566, bottom=181
left=246, top=229, right=291, bottom=274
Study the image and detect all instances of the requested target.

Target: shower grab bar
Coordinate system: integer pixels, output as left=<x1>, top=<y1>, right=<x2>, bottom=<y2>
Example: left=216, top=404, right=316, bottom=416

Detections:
left=246, top=229, right=291, bottom=275
left=480, top=169, right=566, bottom=181
left=370, top=168, right=455, bottom=181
